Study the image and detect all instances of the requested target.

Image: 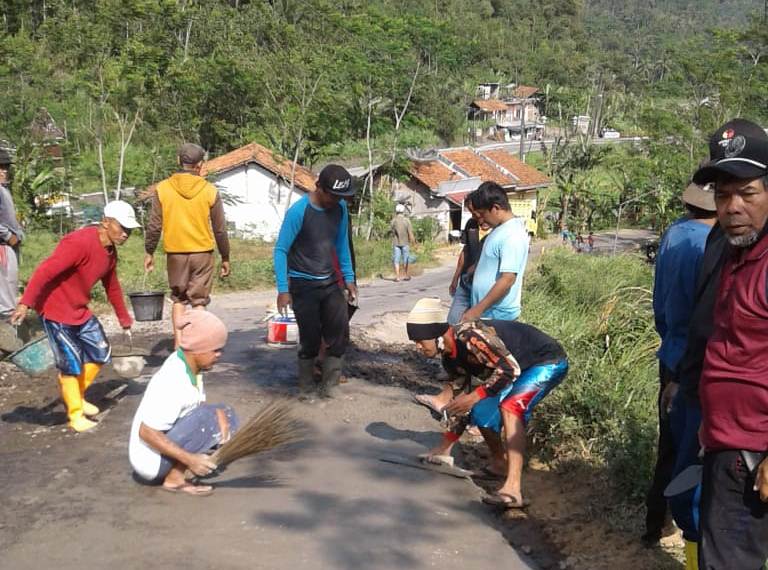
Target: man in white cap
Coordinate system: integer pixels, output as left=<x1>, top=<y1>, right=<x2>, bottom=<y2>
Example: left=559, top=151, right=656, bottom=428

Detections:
left=391, top=203, right=415, bottom=282
left=407, top=297, right=568, bottom=509
left=11, top=201, right=140, bottom=432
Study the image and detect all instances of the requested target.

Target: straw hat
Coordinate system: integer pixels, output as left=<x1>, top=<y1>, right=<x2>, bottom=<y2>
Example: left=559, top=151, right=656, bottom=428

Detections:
left=682, top=182, right=716, bottom=212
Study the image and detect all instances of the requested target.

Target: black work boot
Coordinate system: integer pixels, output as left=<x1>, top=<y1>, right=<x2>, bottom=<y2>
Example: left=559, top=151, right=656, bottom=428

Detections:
left=319, top=356, right=343, bottom=399
left=297, top=357, right=316, bottom=395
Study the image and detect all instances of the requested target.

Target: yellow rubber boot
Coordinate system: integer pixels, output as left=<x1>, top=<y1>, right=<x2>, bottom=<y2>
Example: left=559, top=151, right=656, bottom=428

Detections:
left=78, top=363, right=102, bottom=417
left=59, top=375, right=97, bottom=432
left=684, top=539, right=698, bottom=570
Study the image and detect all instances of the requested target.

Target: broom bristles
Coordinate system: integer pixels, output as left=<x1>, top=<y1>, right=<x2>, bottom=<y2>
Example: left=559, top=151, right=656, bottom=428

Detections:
left=211, top=400, right=303, bottom=469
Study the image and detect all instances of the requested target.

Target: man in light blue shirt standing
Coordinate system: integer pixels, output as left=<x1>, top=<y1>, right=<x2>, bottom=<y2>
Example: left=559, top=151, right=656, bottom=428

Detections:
left=463, top=182, right=529, bottom=322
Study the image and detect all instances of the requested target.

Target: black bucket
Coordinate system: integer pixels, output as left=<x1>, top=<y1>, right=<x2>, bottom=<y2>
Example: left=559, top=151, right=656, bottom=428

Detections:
left=128, top=291, right=165, bottom=321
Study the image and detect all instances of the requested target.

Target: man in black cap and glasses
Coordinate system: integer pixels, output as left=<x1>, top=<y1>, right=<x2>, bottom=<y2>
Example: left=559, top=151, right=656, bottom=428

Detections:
left=692, top=118, right=768, bottom=569
left=273, top=164, right=357, bottom=398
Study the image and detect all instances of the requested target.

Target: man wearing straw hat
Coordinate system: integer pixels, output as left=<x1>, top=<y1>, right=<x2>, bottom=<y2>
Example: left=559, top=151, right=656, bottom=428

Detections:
left=10, top=201, right=140, bottom=432
left=144, top=143, right=231, bottom=347
left=643, top=181, right=717, bottom=553
left=129, top=310, right=237, bottom=496
left=406, top=297, right=568, bottom=509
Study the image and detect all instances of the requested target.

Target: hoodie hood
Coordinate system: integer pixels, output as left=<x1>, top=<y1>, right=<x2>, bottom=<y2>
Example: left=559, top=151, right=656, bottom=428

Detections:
left=168, top=172, right=210, bottom=199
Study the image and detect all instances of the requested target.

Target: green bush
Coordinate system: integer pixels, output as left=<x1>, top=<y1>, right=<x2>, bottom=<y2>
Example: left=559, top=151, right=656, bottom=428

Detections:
left=412, top=216, right=441, bottom=243
left=521, top=248, right=658, bottom=502
left=18, top=230, right=436, bottom=300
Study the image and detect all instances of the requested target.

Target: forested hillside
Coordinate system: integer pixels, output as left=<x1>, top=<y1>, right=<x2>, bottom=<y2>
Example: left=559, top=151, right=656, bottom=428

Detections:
left=1, top=0, right=766, bottom=227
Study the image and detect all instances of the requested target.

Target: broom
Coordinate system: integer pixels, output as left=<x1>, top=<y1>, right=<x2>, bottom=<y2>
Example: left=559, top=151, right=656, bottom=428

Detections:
left=189, top=400, right=303, bottom=479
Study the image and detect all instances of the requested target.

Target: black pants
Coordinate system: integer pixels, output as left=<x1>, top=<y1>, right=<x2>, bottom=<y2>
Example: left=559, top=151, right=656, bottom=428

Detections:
left=290, top=279, right=349, bottom=359
left=699, top=450, right=768, bottom=569
left=645, top=362, right=677, bottom=538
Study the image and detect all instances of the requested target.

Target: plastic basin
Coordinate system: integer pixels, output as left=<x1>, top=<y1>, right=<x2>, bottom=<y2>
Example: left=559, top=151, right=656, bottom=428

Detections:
left=8, top=336, right=55, bottom=376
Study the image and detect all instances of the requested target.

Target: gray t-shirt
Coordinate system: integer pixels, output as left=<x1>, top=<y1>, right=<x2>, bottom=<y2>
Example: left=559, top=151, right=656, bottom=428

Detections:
left=391, top=214, right=412, bottom=247
left=0, top=184, right=23, bottom=244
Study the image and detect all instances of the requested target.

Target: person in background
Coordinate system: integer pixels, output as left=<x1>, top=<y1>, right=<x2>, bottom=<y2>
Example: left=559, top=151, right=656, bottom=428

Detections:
left=691, top=118, right=768, bottom=568
left=644, top=182, right=717, bottom=562
left=391, top=203, right=415, bottom=282
left=447, top=193, right=490, bottom=326
left=0, top=148, right=23, bottom=321
left=273, top=165, right=357, bottom=398
left=11, top=201, right=140, bottom=432
left=587, top=232, right=595, bottom=253
left=463, top=182, right=529, bottom=322
left=129, top=310, right=236, bottom=497
left=144, top=143, right=231, bottom=348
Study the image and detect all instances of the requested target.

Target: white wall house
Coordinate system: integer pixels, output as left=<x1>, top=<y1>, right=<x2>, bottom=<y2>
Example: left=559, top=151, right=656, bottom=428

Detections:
left=200, top=143, right=316, bottom=241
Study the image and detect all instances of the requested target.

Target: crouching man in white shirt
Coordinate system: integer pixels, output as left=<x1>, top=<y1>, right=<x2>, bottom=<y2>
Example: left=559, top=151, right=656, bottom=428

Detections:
left=129, top=310, right=237, bottom=496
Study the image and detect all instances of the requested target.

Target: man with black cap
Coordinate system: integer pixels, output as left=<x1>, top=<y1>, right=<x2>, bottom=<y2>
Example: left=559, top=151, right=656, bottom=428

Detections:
left=145, top=143, right=231, bottom=347
left=0, top=147, right=23, bottom=321
left=691, top=118, right=768, bottom=569
left=406, top=297, right=568, bottom=509
left=643, top=181, right=717, bottom=551
left=273, top=164, right=357, bottom=398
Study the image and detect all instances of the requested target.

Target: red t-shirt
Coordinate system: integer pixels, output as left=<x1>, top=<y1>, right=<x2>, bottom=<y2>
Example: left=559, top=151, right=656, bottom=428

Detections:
left=21, top=226, right=132, bottom=328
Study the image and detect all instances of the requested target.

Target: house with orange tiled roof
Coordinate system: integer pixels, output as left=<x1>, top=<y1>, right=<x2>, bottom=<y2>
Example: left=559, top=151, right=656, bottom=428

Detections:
left=469, top=83, right=546, bottom=142
left=199, top=142, right=317, bottom=240
left=392, top=158, right=473, bottom=238
left=392, top=145, right=552, bottom=238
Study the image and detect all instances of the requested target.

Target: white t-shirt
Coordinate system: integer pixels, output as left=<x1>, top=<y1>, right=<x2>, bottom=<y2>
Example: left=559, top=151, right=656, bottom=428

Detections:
left=129, top=351, right=206, bottom=480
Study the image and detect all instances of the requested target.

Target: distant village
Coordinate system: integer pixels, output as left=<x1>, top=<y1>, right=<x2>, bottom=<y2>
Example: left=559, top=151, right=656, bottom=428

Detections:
left=3, top=83, right=616, bottom=241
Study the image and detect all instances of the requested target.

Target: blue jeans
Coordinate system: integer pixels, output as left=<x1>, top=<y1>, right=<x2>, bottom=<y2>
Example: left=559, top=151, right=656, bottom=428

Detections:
left=156, top=403, right=239, bottom=480
left=392, top=245, right=410, bottom=265
left=447, top=280, right=471, bottom=325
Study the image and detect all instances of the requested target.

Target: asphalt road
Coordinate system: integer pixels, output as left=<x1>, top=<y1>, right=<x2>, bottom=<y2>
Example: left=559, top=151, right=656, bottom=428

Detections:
left=0, top=230, right=652, bottom=570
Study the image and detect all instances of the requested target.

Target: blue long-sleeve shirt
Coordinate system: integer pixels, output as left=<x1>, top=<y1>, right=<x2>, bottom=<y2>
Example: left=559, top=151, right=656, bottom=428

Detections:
left=653, top=217, right=712, bottom=371
left=273, top=195, right=354, bottom=293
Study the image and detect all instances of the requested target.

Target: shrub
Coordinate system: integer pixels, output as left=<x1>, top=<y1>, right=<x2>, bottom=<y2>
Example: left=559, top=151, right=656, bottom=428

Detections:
left=412, top=216, right=441, bottom=243
left=522, top=248, right=658, bottom=502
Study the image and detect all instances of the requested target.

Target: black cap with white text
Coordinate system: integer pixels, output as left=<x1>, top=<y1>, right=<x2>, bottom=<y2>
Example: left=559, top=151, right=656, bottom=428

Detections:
left=318, top=164, right=355, bottom=197
left=693, top=119, right=768, bottom=184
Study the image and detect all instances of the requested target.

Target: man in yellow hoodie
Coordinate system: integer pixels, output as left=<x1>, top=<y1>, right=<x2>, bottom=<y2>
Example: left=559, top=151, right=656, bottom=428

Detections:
left=145, top=143, right=231, bottom=346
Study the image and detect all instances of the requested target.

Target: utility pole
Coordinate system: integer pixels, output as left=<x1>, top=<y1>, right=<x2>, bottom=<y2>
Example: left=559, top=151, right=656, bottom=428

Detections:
left=519, top=98, right=527, bottom=161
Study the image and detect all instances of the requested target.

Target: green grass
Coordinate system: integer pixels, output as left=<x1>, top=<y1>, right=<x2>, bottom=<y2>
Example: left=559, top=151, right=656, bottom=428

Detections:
left=18, top=230, right=436, bottom=303
left=521, top=248, right=658, bottom=503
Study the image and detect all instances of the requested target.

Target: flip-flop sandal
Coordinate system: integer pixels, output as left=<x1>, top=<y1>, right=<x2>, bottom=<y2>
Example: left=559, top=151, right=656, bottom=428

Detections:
left=482, top=492, right=529, bottom=510
left=418, top=453, right=455, bottom=467
left=162, top=482, right=214, bottom=497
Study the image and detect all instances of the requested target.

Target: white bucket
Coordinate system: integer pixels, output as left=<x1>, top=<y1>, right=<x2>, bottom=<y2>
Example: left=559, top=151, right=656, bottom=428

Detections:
left=266, top=314, right=298, bottom=346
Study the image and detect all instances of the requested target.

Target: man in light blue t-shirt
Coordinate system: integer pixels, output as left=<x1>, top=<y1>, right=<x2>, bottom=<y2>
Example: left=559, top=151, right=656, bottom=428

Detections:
left=463, top=182, right=529, bottom=322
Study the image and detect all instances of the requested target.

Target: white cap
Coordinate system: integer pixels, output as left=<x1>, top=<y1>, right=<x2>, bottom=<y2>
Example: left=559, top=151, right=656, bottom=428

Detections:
left=395, top=203, right=405, bottom=213
left=103, top=200, right=141, bottom=229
